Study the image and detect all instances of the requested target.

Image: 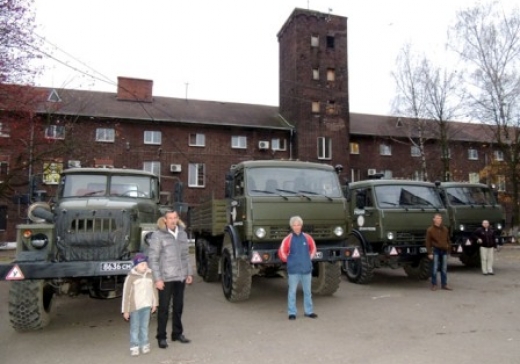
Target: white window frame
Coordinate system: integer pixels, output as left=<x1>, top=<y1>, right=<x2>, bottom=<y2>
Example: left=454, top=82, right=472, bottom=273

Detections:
left=326, top=68, right=335, bottom=81
left=312, top=101, right=320, bottom=113
left=188, top=163, right=205, bottom=187
left=468, top=148, right=478, bottom=160
left=0, top=122, right=9, bottom=137
left=317, top=137, right=332, bottom=160
left=441, top=148, right=451, bottom=160
left=189, top=133, right=206, bottom=147
left=312, top=68, right=319, bottom=80
left=231, top=136, right=247, bottom=149
left=497, top=175, right=506, bottom=192
left=494, top=150, right=504, bottom=161
left=311, top=35, right=319, bottom=47
left=349, top=142, right=360, bottom=155
left=143, top=161, right=161, bottom=177
left=469, top=172, right=480, bottom=183
left=45, top=125, right=65, bottom=140
left=380, top=144, right=392, bottom=156
left=271, top=138, right=287, bottom=151
left=144, top=131, right=162, bottom=145
left=383, top=170, right=393, bottom=179
left=411, top=146, right=421, bottom=157
left=96, top=128, right=115, bottom=142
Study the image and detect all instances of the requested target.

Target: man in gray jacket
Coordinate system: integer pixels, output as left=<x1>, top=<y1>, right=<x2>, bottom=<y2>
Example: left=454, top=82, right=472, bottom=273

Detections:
left=149, top=210, right=193, bottom=349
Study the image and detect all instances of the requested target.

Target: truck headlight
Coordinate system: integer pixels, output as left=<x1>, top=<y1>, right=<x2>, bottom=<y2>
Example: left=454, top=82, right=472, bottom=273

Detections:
left=255, top=227, right=267, bottom=239
left=333, top=226, right=344, bottom=237
left=459, top=224, right=465, bottom=231
left=387, top=232, right=394, bottom=240
left=496, top=223, right=502, bottom=230
left=31, top=233, right=49, bottom=249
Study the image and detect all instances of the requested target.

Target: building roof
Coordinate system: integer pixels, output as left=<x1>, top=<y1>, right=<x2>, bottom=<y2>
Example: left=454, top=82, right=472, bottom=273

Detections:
left=36, top=87, right=293, bottom=131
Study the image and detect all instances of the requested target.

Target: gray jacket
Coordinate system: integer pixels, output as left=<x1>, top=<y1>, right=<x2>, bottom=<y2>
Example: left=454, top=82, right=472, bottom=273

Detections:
left=148, top=225, right=193, bottom=282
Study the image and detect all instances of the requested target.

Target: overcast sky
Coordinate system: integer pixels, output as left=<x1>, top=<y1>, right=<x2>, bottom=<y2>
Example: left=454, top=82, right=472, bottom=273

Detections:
left=32, top=0, right=509, bottom=116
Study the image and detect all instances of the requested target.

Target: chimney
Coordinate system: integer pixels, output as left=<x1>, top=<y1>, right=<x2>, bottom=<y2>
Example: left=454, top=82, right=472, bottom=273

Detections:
left=117, top=76, right=153, bottom=103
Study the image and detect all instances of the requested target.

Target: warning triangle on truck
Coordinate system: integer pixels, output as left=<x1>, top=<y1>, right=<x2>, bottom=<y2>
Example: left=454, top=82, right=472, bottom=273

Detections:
left=352, top=248, right=360, bottom=258
left=389, top=247, right=398, bottom=256
left=6, top=265, right=24, bottom=280
left=457, top=245, right=463, bottom=253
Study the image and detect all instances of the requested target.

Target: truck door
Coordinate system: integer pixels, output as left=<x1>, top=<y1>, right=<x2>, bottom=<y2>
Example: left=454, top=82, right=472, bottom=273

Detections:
left=353, top=188, right=379, bottom=241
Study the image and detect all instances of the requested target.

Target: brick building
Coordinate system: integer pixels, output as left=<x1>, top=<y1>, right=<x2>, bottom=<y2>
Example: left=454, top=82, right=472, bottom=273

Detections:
left=0, top=8, right=510, bottom=242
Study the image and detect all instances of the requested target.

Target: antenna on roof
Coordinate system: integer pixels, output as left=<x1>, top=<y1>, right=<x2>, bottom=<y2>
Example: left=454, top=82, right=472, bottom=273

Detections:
left=185, top=82, right=189, bottom=100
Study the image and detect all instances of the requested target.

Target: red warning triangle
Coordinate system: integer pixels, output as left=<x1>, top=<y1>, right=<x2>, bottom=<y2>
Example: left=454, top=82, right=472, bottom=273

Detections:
left=352, top=248, right=360, bottom=258
left=457, top=245, right=463, bottom=253
left=6, top=264, right=24, bottom=280
left=390, top=247, right=398, bottom=256
left=465, top=239, right=471, bottom=246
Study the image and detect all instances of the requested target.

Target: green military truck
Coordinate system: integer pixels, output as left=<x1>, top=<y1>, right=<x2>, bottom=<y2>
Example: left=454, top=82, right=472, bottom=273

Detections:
left=189, top=160, right=360, bottom=302
left=436, top=182, right=505, bottom=267
left=343, top=179, right=448, bottom=284
left=0, top=168, right=166, bottom=331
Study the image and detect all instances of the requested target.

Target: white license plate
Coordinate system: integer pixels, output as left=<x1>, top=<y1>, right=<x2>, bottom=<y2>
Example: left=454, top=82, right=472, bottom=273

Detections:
left=315, top=251, right=323, bottom=259
left=419, top=247, right=427, bottom=253
left=100, top=262, right=133, bottom=272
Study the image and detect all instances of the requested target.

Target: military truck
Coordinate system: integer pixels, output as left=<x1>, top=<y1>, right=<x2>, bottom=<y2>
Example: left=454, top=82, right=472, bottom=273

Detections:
left=343, top=179, right=448, bottom=284
left=436, top=182, right=505, bottom=267
left=0, top=168, right=166, bottom=331
left=189, top=160, right=360, bottom=302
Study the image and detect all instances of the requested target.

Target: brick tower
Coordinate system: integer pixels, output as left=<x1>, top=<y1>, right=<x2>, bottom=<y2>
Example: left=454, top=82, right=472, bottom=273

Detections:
left=278, top=8, right=350, bottom=171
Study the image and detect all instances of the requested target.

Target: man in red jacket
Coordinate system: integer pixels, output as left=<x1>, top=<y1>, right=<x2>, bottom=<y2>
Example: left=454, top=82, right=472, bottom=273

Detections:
left=278, top=216, right=318, bottom=320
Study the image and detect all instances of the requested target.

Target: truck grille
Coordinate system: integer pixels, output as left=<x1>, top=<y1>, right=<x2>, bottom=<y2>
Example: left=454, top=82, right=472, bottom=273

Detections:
left=268, top=225, right=331, bottom=239
left=395, top=231, right=425, bottom=243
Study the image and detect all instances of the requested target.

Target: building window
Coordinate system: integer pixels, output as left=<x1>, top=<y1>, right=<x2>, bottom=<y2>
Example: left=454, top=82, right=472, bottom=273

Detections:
left=311, top=35, right=319, bottom=47
left=45, top=125, right=65, bottom=139
left=494, top=150, right=504, bottom=161
left=411, top=146, right=421, bottom=157
left=326, top=68, right=335, bottom=81
left=325, top=100, right=336, bottom=115
left=441, top=148, right=451, bottom=160
left=469, top=172, right=480, bottom=183
left=326, top=36, right=335, bottom=48
left=189, top=163, right=205, bottom=187
left=497, top=175, right=506, bottom=192
left=0, top=123, right=10, bottom=137
left=468, top=148, right=478, bottom=160
left=349, top=142, right=360, bottom=154
left=312, top=101, right=320, bottom=113
left=383, top=170, right=393, bottom=179
left=189, top=133, right=205, bottom=147
left=231, top=136, right=247, bottom=149
left=96, top=128, right=115, bottom=142
left=413, top=170, right=425, bottom=181
left=312, top=68, right=319, bottom=80
left=380, top=144, right=392, bottom=156
left=144, top=131, right=162, bottom=145
left=143, top=161, right=161, bottom=176
left=0, top=161, right=8, bottom=175
left=317, top=137, right=332, bottom=160
left=271, top=138, right=287, bottom=151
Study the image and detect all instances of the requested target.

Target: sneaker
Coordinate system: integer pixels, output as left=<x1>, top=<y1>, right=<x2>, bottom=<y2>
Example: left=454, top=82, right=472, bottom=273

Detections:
left=142, top=344, right=150, bottom=354
left=431, top=284, right=438, bottom=291
left=130, top=347, right=139, bottom=356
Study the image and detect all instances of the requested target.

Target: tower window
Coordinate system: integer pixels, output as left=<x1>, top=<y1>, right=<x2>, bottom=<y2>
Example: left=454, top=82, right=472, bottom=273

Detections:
left=326, top=36, right=335, bottom=49
left=312, top=68, right=319, bottom=80
left=311, top=36, right=319, bottom=47
left=327, top=68, right=335, bottom=81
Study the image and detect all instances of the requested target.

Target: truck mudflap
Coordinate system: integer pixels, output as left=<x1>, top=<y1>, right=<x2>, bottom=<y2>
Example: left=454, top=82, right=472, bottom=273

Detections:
left=249, top=245, right=361, bottom=265
left=0, top=260, right=133, bottom=281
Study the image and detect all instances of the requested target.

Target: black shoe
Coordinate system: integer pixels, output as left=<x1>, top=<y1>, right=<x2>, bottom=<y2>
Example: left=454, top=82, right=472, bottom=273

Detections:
left=288, top=315, right=296, bottom=320
left=483, top=273, right=488, bottom=275
left=305, top=313, right=318, bottom=319
left=172, top=334, right=191, bottom=344
left=158, top=339, right=168, bottom=349
left=488, top=272, right=494, bottom=275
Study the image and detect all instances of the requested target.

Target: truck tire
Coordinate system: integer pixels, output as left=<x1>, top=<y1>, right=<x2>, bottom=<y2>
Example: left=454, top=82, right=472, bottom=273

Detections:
left=221, top=247, right=252, bottom=302
left=311, top=262, right=341, bottom=296
left=8, top=280, right=54, bottom=331
left=341, top=233, right=374, bottom=284
left=196, top=239, right=220, bottom=282
left=459, top=251, right=480, bottom=267
left=403, top=256, right=431, bottom=280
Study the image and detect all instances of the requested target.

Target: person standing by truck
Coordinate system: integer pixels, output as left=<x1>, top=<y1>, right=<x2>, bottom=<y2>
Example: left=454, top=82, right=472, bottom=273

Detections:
left=278, top=216, right=318, bottom=320
left=149, top=210, right=193, bottom=349
left=473, top=220, right=497, bottom=275
left=425, top=214, right=453, bottom=291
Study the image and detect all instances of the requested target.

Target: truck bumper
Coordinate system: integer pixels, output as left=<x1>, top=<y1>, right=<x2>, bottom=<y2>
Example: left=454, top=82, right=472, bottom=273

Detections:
left=0, top=260, right=133, bottom=281
left=381, top=244, right=428, bottom=262
left=249, top=245, right=361, bottom=265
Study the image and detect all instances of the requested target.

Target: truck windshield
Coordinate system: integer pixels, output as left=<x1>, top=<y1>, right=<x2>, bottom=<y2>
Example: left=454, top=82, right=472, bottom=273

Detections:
left=374, top=185, right=443, bottom=209
left=444, top=187, right=496, bottom=206
left=61, top=174, right=154, bottom=198
left=246, top=167, right=342, bottom=198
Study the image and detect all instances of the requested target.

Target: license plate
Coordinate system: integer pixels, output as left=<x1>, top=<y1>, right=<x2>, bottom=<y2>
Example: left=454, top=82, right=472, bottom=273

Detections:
left=419, top=247, right=427, bottom=253
left=315, top=251, right=323, bottom=259
left=100, top=262, right=133, bottom=272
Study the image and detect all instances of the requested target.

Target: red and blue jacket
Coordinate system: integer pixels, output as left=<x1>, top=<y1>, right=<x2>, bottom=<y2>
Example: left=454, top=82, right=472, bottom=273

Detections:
left=278, top=232, right=317, bottom=274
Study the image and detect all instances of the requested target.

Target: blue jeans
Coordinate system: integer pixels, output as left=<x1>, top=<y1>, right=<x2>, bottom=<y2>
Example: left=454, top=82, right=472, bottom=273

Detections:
left=431, top=249, right=448, bottom=286
left=130, top=307, right=151, bottom=349
left=287, top=273, right=313, bottom=316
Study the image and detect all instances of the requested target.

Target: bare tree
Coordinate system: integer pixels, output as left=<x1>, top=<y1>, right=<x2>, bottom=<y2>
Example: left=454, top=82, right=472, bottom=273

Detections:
left=451, top=1, right=520, bottom=227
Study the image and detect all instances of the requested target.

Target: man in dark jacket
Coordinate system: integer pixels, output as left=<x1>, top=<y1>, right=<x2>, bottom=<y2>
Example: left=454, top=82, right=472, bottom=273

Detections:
left=473, top=220, right=497, bottom=275
left=149, top=210, right=193, bottom=349
left=425, top=213, right=453, bottom=291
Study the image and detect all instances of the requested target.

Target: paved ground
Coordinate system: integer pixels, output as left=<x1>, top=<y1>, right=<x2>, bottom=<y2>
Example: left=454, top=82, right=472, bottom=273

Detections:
left=1, top=246, right=520, bottom=364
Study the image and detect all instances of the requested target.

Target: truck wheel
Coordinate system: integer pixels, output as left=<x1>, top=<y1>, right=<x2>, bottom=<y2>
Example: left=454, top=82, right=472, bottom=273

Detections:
left=8, top=280, right=54, bottom=331
left=341, top=233, right=374, bottom=284
left=196, top=239, right=220, bottom=282
left=403, top=256, right=431, bottom=280
left=221, top=247, right=252, bottom=302
left=459, top=251, right=480, bottom=267
left=311, top=262, right=341, bottom=296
